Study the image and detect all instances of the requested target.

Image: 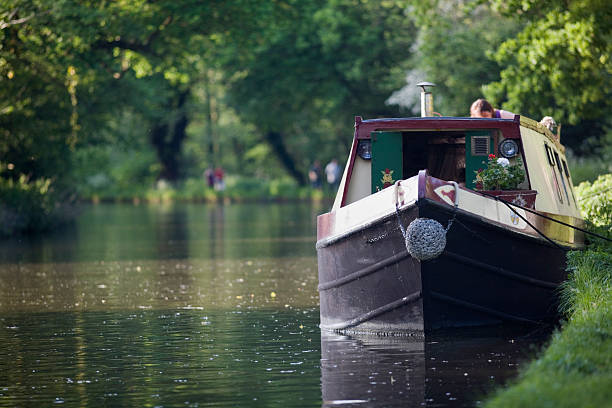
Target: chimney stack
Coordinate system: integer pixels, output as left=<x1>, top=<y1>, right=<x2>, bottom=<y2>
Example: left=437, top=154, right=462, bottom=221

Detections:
left=417, top=82, right=436, bottom=117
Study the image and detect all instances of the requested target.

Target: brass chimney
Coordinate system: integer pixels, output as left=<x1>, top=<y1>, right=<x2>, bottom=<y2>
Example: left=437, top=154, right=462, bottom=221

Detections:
left=417, top=82, right=436, bottom=117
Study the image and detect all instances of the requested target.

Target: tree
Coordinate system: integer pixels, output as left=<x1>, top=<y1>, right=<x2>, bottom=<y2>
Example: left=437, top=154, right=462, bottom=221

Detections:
left=390, top=2, right=520, bottom=117
left=222, top=0, right=417, bottom=184
left=484, top=0, right=611, bottom=126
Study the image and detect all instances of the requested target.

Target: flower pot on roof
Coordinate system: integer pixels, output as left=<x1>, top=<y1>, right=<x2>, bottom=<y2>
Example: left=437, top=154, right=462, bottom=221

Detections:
left=474, top=154, right=537, bottom=208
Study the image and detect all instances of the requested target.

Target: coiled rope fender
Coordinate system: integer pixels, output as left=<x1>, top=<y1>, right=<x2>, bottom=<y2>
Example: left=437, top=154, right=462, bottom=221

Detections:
left=395, top=181, right=459, bottom=261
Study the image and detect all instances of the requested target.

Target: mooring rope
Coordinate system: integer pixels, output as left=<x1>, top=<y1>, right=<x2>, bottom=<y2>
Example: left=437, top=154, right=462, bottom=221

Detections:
left=389, top=181, right=609, bottom=260
left=477, top=191, right=612, bottom=244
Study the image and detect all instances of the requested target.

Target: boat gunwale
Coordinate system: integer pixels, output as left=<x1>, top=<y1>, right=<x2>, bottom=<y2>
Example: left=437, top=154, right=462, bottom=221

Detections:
left=316, top=195, right=583, bottom=251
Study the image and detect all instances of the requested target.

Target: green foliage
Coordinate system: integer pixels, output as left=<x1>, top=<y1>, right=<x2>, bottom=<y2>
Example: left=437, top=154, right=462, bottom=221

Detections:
left=0, top=174, right=66, bottom=236
left=225, top=177, right=271, bottom=201
left=71, top=144, right=158, bottom=201
left=222, top=0, right=416, bottom=180
left=568, top=155, right=612, bottom=185
left=575, top=174, right=612, bottom=228
left=3, top=0, right=611, bottom=235
left=485, top=0, right=612, bottom=125
left=484, top=308, right=612, bottom=408
left=402, top=2, right=521, bottom=116
left=475, top=155, right=526, bottom=190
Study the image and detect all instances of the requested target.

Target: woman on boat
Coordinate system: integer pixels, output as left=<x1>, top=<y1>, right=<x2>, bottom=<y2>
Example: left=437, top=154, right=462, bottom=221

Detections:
left=470, top=98, right=515, bottom=119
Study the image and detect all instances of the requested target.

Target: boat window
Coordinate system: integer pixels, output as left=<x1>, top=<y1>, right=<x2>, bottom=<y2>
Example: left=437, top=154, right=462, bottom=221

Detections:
left=561, top=159, right=570, bottom=178
left=562, top=159, right=578, bottom=207
left=554, top=151, right=571, bottom=204
left=544, top=143, right=564, bottom=203
left=544, top=144, right=556, bottom=166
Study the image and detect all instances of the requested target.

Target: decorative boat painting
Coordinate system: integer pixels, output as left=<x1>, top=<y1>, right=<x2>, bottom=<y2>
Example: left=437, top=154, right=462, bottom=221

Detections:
left=316, top=85, right=584, bottom=334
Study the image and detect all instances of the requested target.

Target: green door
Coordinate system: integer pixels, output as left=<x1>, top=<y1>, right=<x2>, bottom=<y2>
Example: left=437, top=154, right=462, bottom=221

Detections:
left=465, top=131, right=493, bottom=189
left=371, top=131, right=403, bottom=193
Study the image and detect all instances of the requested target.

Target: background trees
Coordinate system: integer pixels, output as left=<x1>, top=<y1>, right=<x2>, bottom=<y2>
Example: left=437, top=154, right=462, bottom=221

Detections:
left=484, top=0, right=612, bottom=155
left=1, top=0, right=610, bottom=233
left=221, top=0, right=416, bottom=184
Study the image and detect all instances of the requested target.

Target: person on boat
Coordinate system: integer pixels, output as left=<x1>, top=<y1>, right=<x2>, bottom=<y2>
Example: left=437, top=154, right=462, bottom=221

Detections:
left=470, top=98, right=515, bottom=119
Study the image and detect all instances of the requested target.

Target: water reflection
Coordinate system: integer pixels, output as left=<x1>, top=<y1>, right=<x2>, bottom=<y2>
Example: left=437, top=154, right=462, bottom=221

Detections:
left=0, top=203, right=550, bottom=407
left=0, top=257, right=320, bottom=312
left=321, top=325, right=549, bottom=407
left=0, top=203, right=322, bottom=264
left=0, top=309, right=322, bottom=407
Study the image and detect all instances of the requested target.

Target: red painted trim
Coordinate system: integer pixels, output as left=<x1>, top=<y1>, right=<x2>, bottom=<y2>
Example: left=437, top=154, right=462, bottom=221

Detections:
left=355, top=117, right=521, bottom=140
left=317, top=212, right=335, bottom=241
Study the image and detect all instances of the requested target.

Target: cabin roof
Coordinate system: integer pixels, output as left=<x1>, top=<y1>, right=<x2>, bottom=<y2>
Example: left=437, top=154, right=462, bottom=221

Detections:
left=354, top=115, right=563, bottom=151
left=355, top=116, right=520, bottom=140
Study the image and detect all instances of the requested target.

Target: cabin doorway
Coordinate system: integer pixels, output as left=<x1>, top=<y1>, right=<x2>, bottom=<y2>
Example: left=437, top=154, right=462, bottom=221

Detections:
left=370, top=131, right=467, bottom=192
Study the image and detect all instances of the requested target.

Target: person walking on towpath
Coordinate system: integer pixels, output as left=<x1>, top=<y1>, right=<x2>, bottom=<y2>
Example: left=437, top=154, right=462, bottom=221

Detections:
left=309, top=160, right=322, bottom=189
left=325, top=159, right=342, bottom=192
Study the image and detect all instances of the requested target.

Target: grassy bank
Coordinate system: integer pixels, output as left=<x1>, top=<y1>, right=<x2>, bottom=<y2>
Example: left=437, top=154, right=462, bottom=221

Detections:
left=1, top=175, right=333, bottom=237
left=485, top=175, right=612, bottom=408
left=78, top=175, right=332, bottom=204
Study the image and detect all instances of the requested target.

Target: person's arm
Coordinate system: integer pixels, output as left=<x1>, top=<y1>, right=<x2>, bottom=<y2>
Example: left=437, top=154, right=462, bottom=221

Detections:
left=496, top=109, right=515, bottom=119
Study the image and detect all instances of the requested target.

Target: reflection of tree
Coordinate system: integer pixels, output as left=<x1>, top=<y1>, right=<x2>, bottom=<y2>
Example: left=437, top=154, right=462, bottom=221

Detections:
left=155, top=204, right=189, bottom=260
left=208, top=204, right=225, bottom=260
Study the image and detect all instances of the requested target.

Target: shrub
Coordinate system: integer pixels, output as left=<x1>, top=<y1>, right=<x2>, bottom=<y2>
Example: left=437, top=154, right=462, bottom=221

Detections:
left=0, top=175, right=64, bottom=236
left=575, top=173, right=612, bottom=228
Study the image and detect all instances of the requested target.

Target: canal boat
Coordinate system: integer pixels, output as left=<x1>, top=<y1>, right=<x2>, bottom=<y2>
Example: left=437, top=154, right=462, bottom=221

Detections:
left=316, top=85, right=584, bottom=334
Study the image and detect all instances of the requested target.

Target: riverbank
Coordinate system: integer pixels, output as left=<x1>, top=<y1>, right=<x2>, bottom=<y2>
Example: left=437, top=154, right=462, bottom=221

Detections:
left=485, top=174, right=612, bottom=407
left=1, top=176, right=333, bottom=237
left=81, top=176, right=332, bottom=204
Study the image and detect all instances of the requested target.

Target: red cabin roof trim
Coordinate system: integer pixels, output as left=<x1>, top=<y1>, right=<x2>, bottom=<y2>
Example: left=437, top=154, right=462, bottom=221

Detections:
left=354, top=116, right=522, bottom=140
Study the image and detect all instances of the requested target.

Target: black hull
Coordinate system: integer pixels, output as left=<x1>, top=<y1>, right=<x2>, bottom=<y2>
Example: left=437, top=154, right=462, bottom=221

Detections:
left=317, top=198, right=569, bottom=333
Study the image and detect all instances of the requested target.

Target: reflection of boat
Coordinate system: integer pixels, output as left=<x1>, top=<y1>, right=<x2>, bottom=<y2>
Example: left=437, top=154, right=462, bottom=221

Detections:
left=321, top=327, right=545, bottom=407
left=317, top=85, right=584, bottom=334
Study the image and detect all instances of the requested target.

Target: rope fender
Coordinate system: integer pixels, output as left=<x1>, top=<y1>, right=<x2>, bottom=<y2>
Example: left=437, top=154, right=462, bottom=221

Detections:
left=395, top=181, right=459, bottom=261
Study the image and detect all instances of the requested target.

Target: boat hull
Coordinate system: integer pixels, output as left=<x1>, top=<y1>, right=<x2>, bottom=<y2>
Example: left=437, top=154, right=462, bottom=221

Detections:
left=317, top=197, right=570, bottom=334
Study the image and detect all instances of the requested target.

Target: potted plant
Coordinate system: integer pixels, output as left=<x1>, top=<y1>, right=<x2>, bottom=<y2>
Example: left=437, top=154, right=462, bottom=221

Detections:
left=474, top=154, right=536, bottom=208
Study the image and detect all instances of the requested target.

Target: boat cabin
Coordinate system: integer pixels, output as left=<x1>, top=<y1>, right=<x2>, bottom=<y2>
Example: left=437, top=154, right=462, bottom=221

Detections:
left=333, top=115, right=581, bottom=219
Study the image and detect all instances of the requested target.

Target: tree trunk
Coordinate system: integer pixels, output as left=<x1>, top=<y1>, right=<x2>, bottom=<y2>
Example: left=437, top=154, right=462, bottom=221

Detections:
left=203, top=70, right=215, bottom=164
left=265, top=130, right=306, bottom=185
left=150, top=89, right=190, bottom=182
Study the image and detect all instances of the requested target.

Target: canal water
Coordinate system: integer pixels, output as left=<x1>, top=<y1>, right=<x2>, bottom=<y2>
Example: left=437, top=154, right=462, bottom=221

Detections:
left=0, top=203, right=549, bottom=407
